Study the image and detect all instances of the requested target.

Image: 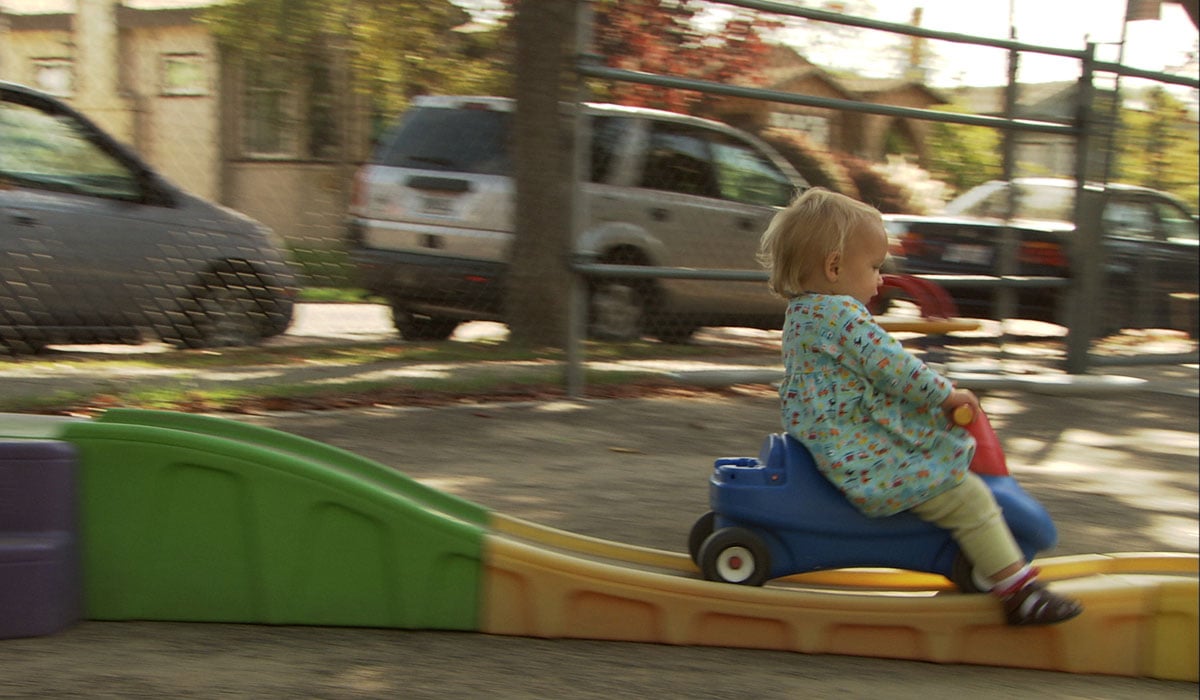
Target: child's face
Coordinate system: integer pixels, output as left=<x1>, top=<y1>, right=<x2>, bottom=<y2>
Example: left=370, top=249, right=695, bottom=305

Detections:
left=828, top=221, right=888, bottom=305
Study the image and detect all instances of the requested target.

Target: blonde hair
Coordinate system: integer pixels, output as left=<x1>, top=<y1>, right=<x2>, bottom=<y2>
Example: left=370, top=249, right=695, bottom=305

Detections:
left=758, top=187, right=883, bottom=298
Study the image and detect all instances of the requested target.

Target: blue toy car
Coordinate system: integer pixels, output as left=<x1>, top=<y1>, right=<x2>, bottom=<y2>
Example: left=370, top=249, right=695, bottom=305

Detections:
left=688, top=409, right=1058, bottom=589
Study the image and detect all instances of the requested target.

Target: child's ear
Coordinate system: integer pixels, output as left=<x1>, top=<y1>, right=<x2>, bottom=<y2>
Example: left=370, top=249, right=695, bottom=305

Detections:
left=823, top=251, right=841, bottom=282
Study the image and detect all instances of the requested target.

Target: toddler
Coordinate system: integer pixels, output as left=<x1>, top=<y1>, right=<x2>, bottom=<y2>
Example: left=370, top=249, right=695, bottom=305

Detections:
left=757, top=188, right=1082, bottom=626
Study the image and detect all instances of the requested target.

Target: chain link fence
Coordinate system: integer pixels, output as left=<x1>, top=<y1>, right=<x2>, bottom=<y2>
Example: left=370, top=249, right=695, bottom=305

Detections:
left=1, top=0, right=1196, bottom=380
left=567, top=0, right=1198, bottom=384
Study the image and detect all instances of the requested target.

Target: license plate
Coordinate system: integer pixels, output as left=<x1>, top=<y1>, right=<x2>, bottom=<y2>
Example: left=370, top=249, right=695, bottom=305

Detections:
left=943, top=243, right=992, bottom=265
left=419, top=194, right=455, bottom=216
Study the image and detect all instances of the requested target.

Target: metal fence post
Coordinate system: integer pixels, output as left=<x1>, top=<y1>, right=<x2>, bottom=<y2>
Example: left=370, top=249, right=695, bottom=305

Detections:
left=567, top=0, right=593, bottom=398
left=1066, top=43, right=1101, bottom=374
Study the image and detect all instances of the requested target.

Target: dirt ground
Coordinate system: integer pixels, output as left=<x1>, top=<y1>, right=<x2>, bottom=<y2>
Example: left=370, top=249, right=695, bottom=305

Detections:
left=2, top=371, right=1198, bottom=699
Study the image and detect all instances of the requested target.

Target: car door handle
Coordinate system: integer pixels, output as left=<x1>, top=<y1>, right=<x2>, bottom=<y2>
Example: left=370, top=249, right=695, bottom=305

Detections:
left=649, top=207, right=669, bottom=222
left=737, top=218, right=756, bottom=231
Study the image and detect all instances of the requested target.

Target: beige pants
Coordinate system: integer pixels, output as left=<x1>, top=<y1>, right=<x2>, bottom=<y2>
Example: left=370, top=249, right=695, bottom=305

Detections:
left=910, top=472, right=1023, bottom=579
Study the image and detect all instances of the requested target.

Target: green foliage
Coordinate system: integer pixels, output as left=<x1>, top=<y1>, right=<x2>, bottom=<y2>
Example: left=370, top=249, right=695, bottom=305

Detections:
left=200, top=0, right=512, bottom=126
left=1112, top=88, right=1199, bottom=211
left=921, top=91, right=1197, bottom=211
left=923, top=104, right=1002, bottom=196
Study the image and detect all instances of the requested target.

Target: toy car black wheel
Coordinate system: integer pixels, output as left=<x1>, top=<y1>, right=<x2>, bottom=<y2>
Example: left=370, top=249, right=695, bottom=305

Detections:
left=950, top=552, right=985, bottom=593
left=698, top=527, right=771, bottom=586
left=687, top=512, right=715, bottom=565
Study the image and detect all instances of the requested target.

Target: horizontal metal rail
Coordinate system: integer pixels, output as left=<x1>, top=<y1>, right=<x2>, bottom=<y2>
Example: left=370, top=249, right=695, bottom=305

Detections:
left=577, top=62, right=1079, bottom=135
left=570, top=260, right=1068, bottom=289
left=720, top=0, right=1090, bottom=59
left=911, top=274, right=1070, bottom=289
left=718, top=0, right=1198, bottom=89
left=571, top=260, right=767, bottom=282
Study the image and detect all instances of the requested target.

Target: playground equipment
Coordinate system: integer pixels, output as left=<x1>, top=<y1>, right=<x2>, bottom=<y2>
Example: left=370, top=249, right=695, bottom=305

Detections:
left=688, top=406, right=1050, bottom=588
left=0, top=438, right=79, bottom=639
left=0, top=408, right=1195, bottom=681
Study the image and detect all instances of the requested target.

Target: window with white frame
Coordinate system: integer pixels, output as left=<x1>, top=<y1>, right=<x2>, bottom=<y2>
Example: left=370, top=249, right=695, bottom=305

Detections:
left=32, top=58, right=74, bottom=97
left=160, top=53, right=208, bottom=96
left=768, top=111, right=830, bottom=148
left=241, top=57, right=298, bottom=157
left=240, top=54, right=339, bottom=160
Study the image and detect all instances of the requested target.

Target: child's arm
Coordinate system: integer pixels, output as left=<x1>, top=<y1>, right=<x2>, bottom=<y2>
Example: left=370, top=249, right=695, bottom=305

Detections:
left=940, top=387, right=981, bottom=418
left=833, top=297, right=954, bottom=410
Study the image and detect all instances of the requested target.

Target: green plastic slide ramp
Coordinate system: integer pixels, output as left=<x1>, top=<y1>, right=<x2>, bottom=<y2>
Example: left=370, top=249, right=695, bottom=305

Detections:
left=59, top=419, right=485, bottom=630
left=96, top=409, right=489, bottom=526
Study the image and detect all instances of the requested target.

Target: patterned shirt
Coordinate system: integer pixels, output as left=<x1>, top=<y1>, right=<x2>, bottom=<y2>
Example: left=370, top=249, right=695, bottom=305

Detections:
left=779, top=294, right=974, bottom=517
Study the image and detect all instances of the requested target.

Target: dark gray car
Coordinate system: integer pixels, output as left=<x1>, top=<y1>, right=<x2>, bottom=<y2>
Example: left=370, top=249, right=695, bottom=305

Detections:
left=1, top=81, right=297, bottom=354
left=884, top=177, right=1199, bottom=331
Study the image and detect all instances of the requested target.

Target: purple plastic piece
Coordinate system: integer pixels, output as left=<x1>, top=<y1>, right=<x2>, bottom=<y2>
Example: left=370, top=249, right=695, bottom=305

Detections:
left=0, top=440, right=80, bottom=639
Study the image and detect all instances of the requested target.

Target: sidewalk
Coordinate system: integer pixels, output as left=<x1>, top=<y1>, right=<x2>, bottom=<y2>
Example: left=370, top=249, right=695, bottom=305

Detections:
left=0, top=308, right=1196, bottom=407
left=0, top=349, right=1195, bottom=411
left=2, top=336, right=1198, bottom=404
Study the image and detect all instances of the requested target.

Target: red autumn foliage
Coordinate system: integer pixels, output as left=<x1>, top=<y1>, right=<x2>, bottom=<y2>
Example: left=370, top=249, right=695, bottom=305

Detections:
left=590, top=0, right=780, bottom=114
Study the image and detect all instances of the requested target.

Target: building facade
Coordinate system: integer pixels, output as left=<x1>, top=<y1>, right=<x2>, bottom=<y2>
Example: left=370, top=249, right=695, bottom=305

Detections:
left=1, top=0, right=365, bottom=252
left=1, top=2, right=964, bottom=250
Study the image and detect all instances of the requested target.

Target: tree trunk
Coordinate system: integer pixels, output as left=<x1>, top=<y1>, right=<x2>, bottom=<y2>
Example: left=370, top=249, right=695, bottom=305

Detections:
left=505, top=0, right=578, bottom=348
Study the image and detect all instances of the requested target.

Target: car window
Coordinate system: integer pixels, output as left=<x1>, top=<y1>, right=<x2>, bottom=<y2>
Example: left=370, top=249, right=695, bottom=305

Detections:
left=590, top=116, right=630, bottom=184
left=1013, top=184, right=1074, bottom=221
left=709, top=135, right=794, bottom=207
left=639, top=122, right=719, bottom=198
left=373, top=105, right=512, bottom=175
left=1149, top=199, right=1199, bottom=242
left=1103, top=200, right=1156, bottom=240
left=965, top=184, right=1074, bottom=221
left=0, top=97, right=140, bottom=199
left=964, top=189, right=1005, bottom=218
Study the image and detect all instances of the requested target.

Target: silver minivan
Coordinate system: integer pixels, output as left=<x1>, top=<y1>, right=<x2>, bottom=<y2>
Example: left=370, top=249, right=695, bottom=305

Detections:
left=347, top=95, right=807, bottom=342
left=0, top=81, right=297, bottom=354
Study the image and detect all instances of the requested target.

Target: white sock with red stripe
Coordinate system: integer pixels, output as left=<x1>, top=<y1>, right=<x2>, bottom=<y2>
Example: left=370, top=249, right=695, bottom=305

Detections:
left=991, top=564, right=1037, bottom=598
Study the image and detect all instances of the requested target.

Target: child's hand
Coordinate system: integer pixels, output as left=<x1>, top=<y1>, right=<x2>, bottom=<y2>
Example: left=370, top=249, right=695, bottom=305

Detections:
left=941, top=388, right=980, bottom=421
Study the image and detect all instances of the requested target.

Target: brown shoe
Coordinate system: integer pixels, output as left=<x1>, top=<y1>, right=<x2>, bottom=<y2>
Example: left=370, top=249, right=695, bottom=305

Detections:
left=1002, top=578, right=1083, bottom=626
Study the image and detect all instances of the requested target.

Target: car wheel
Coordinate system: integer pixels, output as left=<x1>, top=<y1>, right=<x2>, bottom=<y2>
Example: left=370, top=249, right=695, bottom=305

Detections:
left=173, top=268, right=268, bottom=349
left=588, top=281, right=645, bottom=341
left=698, top=527, right=771, bottom=586
left=687, top=511, right=715, bottom=565
left=0, top=334, right=48, bottom=356
left=1096, top=283, right=1134, bottom=337
left=949, top=552, right=985, bottom=593
left=391, top=305, right=459, bottom=341
left=0, top=317, right=48, bottom=355
left=649, top=318, right=697, bottom=344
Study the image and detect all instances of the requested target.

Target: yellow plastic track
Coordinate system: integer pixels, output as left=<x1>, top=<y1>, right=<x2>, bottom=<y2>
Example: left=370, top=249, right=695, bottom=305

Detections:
left=877, top=318, right=981, bottom=334
left=481, top=524, right=1198, bottom=681
left=493, top=513, right=1199, bottom=591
